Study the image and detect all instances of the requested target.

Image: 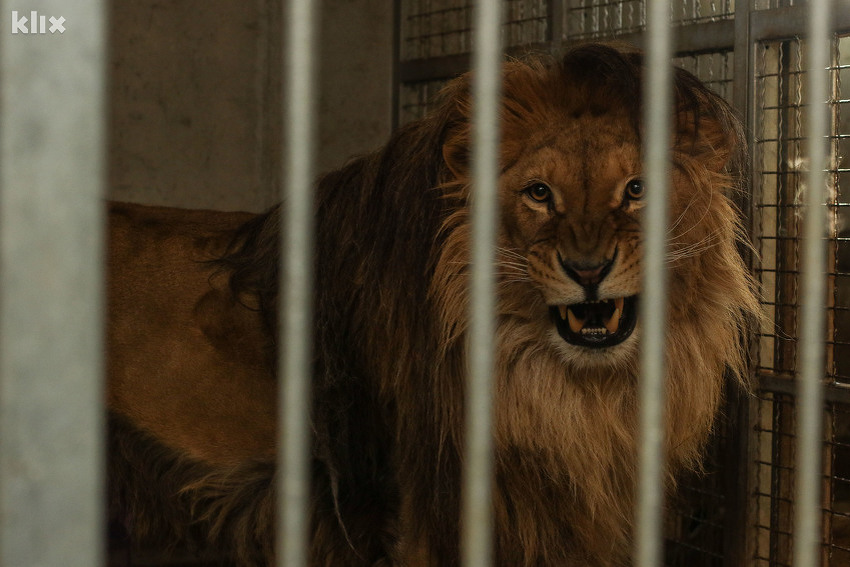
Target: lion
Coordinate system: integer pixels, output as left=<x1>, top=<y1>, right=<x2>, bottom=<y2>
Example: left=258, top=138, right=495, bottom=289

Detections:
left=106, top=43, right=759, bottom=566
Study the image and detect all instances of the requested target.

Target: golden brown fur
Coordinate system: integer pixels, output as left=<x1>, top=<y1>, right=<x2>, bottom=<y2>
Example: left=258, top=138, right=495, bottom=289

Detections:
left=107, top=44, right=758, bottom=566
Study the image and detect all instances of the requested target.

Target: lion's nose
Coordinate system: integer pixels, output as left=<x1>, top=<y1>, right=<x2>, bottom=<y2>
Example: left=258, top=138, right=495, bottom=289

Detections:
left=558, top=250, right=617, bottom=289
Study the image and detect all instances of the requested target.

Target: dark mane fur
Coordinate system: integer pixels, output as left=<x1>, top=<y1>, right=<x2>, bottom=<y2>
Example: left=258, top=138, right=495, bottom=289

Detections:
left=108, top=415, right=276, bottom=565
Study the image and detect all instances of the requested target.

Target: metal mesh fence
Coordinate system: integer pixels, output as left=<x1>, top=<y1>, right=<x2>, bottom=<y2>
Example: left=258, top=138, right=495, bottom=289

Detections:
left=399, top=79, right=449, bottom=125
left=400, top=0, right=547, bottom=60
left=749, top=33, right=850, bottom=566
left=751, top=391, right=850, bottom=567
left=563, top=0, right=646, bottom=40
left=753, top=391, right=800, bottom=566
left=827, top=401, right=850, bottom=564
left=563, top=0, right=733, bottom=41
left=400, top=0, right=739, bottom=61
left=673, top=50, right=735, bottom=104
left=398, top=0, right=739, bottom=122
left=751, top=35, right=848, bottom=386
left=752, top=0, right=798, bottom=10
left=664, top=426, right=734, bottom=567
left=399, top=51, right=736, bottom=128
left=834, top=39, right=850, bottom=386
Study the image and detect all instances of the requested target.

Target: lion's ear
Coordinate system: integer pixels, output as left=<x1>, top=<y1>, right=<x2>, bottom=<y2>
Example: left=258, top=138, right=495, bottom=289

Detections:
left=675, top=97, right=744, bottom=176
left=686, top=112, right=741, bottom=172
left=673, top=71, right=744, bottom=174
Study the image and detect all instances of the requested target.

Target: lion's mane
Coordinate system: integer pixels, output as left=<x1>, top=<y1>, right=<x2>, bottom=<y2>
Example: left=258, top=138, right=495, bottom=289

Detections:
left=108, top=44, right=758, bottom=566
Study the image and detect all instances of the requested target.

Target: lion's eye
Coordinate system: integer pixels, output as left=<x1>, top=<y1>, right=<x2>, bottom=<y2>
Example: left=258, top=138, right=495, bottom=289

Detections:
left=525, top=183, right=552, bottom=203
left=625, top=179, right=645, bottom=201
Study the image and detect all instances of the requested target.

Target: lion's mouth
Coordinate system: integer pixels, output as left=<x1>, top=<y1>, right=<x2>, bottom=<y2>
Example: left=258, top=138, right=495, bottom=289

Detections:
left=549, top=296, right=638, bottom=349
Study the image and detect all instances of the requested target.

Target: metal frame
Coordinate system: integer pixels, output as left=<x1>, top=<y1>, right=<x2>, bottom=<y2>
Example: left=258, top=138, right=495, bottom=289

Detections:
left=636, top=3, right=674, bottom=565
left=0, top=1, right=107, bottom=566
left=462, top=1, right=503, bottom=564
left=745, top=6, right=848, bottom=566
left=279, top=0, right=319, bottom=564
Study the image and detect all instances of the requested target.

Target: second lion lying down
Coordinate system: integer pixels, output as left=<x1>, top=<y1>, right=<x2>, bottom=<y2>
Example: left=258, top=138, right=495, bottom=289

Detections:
left=106, top=44, right=758, bottom=566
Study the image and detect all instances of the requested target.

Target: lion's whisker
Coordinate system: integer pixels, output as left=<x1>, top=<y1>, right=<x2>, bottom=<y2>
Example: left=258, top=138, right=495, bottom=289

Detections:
left=667, top=189, right=715, bottom=243
left=498, top=262, right=529, bottom=271
left=667, top=194, right=701, bottom=234
left=666, top=232, right=721, bottom=263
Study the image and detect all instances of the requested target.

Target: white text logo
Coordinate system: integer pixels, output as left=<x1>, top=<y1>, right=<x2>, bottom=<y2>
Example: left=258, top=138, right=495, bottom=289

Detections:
left=11, top=11, right=66, bottom=34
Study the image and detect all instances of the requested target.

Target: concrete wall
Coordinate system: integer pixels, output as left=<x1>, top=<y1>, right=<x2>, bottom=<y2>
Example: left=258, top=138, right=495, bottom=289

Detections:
left=316, top=0, right=395, bottom=175
left=108, top=0, right=394, bottom=212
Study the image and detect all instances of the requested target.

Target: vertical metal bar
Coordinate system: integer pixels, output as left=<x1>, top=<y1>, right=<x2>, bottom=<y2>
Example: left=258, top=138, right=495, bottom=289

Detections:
left=278, top=0, right=317, bottom=564
left=635, top=0, right=673, bottom=566
left=547, top=0, right=563, bottom=44
left=392, top=0, right=403, bottom=130
left=461, top=0, right=502, bottom=565
left=794, top=0, right=832, bottom=565
left=0, top=1, right=106, bottom=566
left=724, top=1, right=762, bottom=545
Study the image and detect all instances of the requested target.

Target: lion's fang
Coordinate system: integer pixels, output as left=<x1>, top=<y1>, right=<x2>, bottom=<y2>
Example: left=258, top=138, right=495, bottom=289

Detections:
left=560, top=298, right=626, bottom=335
left=604, top=308, right=621, bottom=334
left=567, top=308, right=584, bottom=333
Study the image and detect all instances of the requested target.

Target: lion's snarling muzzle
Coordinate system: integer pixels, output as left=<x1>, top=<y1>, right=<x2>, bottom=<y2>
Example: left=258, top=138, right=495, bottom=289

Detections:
left=549, top=246, right=639, bottom=349
left=550, top=295, right=638, bottom=348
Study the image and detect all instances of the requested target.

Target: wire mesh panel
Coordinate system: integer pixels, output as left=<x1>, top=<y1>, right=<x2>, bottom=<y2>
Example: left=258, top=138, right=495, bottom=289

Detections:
left=752, top=37, right=808, bottom=382
left=673, top=50, right=735, bottom=102
left=563, top=0, right=646, bottom=40
left=401, top=0, right=472, bottom=60
left=752, top=34, right=848, bottom=386
left=400, top=0, right=738, bottom=57
left=753, top=392, right=802, bottom=567
left=399, top=3, right=737, bottom=122
left=835, top=37, right=850, bottom=386
left=664, top=429, right=734, bottom=567
left=827, top=402, right=850, bottom=565
left=504, top=0, right=548, bottom=49
left=753, top=0, right=798, bottom=10
left=749, top=32, right=850, bottom=567
left=751, top=392, right=850, bottom=567
left=563, top=0, right=733, bottom=42
left=399, top=79, right=449, bottom=123
left=400, top=0, right=547, bottom=60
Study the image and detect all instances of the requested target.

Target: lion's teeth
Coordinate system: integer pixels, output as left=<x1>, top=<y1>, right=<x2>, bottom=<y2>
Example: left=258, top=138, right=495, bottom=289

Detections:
left=567, top=308, right=584, bottom=333
left=614, top=297, right=624, bottom=312
left=605, top=308, right=621, bottom=334
left=559, top=305, right=568, bottom=320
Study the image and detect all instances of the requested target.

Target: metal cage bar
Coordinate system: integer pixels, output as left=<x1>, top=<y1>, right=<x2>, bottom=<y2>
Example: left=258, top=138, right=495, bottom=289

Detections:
left=636, top=1, right=674, bottom=566
left=794, top=1, right=833, bottom=566
left=278, top=0, right=319, bottom=564
left=0, top=1, right=107, bottom=566
left=462, top=0, right=504, bottom=565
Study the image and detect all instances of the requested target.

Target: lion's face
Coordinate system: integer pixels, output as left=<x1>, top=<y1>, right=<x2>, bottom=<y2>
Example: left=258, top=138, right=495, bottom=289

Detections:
left=437, top=52, right=753, bottom=383
left=497, top=110, right=645, bottom=366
